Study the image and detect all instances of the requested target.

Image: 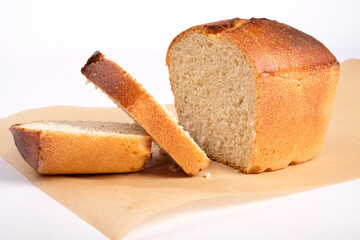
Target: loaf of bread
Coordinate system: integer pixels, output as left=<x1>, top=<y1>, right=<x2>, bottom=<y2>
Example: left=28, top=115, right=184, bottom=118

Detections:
left=10, top=121, right=152, bottom=174
left=166, top=18, right=339, bottom=173
left=81, top=51, right=210, bottom=176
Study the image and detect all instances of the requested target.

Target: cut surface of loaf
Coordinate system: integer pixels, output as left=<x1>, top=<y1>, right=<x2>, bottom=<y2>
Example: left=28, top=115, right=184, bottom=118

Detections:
left=166, top=18, right=339, bottom=173
left=10, top=121, right=152, bottom=174
left=81, top=51, right=210, bottom=176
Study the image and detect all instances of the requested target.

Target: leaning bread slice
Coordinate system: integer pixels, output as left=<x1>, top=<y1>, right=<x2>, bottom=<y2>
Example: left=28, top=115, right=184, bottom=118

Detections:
left=10, top=121, right=152, bottom=174
left=81, top=51, right=210, bottom=176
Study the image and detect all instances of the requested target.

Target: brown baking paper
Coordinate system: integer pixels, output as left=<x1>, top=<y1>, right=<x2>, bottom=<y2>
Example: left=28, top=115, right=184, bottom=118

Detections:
left=0, top=59, right=359, bottom=239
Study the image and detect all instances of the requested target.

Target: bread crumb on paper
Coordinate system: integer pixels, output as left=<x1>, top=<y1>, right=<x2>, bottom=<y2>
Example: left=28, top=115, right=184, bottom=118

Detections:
left=168, top=165, right=178, bottom=172
left=204, top=172, right=211, bottom=179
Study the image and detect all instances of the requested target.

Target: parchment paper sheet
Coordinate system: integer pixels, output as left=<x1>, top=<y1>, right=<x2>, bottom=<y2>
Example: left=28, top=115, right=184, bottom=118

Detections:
left=0, top=60, right=359, bottom=239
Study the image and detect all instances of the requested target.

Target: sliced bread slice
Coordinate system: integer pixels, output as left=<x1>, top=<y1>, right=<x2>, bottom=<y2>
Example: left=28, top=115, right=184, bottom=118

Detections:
left=81, top=51, right=210, bottom=176
left=10, top=121, right=152, bottom=174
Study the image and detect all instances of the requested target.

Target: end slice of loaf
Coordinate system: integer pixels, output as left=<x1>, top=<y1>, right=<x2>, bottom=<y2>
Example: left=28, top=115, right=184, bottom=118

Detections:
left=10, top=121, right=152, bottom=174
left=166, top=18, right=339, bottom=173
left=81, top=51, right=210, bottom=176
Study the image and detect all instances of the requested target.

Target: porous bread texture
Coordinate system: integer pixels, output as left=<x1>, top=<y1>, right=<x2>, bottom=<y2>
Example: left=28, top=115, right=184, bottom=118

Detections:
left=10, top=121, right=152, bottom=174
left=167, top=18, right=339, bottom=173
left=21, top=121, right=149, bottom=135
left=168, top=33, right=256, bottom=171
left=81, top=51, right=210, bottom=176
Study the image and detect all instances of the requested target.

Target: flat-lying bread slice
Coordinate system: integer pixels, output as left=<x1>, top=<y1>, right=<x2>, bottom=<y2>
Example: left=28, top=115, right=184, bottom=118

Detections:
left=81, top=51, right=210, bottom=176
left=166, top=18, right=339, bottom=173
left=10, top=121, right=152, bottom=174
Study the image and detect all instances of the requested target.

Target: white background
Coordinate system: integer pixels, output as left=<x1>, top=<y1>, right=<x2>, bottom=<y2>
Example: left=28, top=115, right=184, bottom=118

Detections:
left=1, top=0, right=359, bottom=118
left=1, top=0, right=360, bottom=239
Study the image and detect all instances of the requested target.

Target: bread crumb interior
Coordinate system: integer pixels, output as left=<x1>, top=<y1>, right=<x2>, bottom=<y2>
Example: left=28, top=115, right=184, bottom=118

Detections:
left=168, top=32, right=256, bottom=168
left=21, top=121, right=149, bottom=136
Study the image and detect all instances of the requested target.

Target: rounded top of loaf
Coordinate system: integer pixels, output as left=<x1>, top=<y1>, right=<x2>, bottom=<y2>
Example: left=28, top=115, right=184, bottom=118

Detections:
left=166, top=18, right=339, bottom=76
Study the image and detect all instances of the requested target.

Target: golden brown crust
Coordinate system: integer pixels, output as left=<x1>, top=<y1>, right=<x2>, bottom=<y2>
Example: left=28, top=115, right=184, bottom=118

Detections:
left=82, top=52, right=210, bottom=176
left=224, top=18, right=338, bottom=75
left=82, top=53, right=145, bottom=109
left=252, top=65, right=339, bottom=172
left=9, top=123, right=152, bottom=174
left=202, top=18, right=245, bottom=34
left=166, top=18, right=338, bottom=75
left=167, top=18, right=339, bottom=173
left=10, top=124, right=41, bottom=171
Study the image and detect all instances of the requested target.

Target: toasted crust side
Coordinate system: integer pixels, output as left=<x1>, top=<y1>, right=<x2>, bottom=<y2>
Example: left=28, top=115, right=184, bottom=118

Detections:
left=10, top=124, right=41, bottom=171
left=81, top=51, right=105, bottom=75
left=81, top=52, right=210, bottom=176
left=166, top=18, right=339, bottom=173
left=9, top=123, right=152, bottom=174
